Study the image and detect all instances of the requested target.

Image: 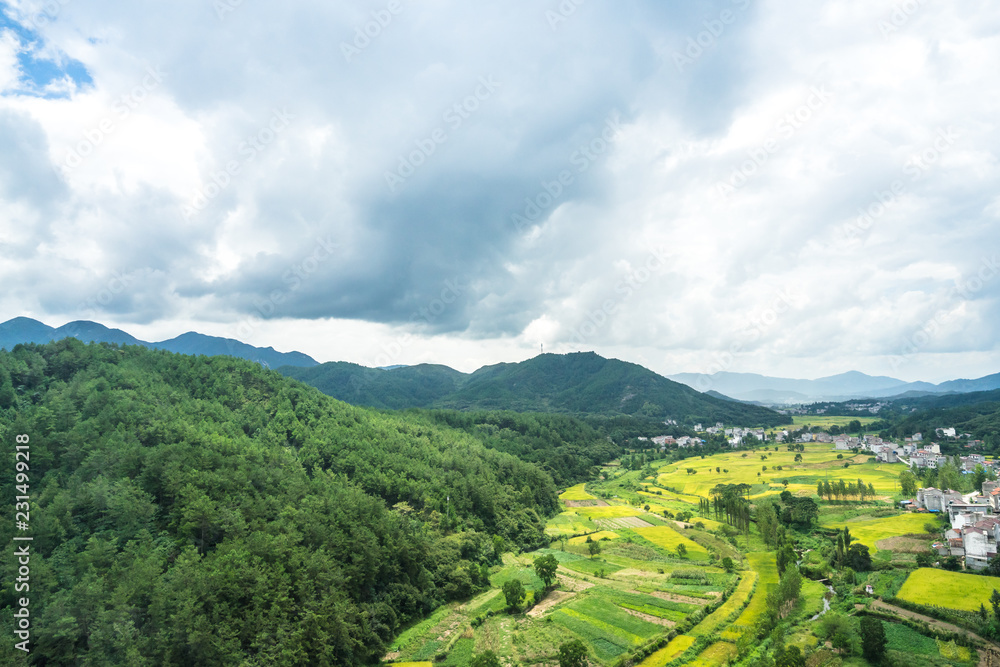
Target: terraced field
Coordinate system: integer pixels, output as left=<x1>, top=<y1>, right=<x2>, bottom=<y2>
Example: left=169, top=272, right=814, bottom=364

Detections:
left=898, top=568, right=1000, bottom=612
left=654, top=442, right=902, bottom=499
left=720, top=553, right=779, bottom=641
left=634, top=526, right=710, bottom=560
left=637, top=634, right=696, bottom=666
left=823, top=513, right=936, bottom=552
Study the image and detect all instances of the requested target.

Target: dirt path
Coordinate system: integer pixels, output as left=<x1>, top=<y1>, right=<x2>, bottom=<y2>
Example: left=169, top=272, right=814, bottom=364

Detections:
left=648, top=590, right=710, bottom=606
left=860, top=600, right=999, bottom=665
left=526, top=590, right=575, bottom=618
left=620, top=606, right=676, bottom=627
left=556, top=572, right=595, bottom=592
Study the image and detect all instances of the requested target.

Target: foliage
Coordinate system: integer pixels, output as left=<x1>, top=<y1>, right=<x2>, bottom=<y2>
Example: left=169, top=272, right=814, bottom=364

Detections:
left=502, top=579, right=526, bottom=611
left=534, top=554, right=559, bottom=588
left=469, top=650, right=502, bottom=667
left=557, top=638, right=589, bottom=667
left=0, top=340, right=562, bottom=665
left=860, top=616, right=887, bottom=662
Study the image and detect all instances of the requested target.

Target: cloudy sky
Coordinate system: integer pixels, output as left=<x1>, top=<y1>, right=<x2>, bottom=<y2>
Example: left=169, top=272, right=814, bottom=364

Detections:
left=1, top=0, right=998, bottom=383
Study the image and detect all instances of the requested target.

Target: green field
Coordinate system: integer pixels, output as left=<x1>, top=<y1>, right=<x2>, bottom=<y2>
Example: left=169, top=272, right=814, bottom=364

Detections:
left=898, top=568, right=1000, bottom=612
left=546, top=510, right=600, bottom=536
left=686, top=641, right=737, bottom=667
left=823, top=513, right=934, bottom=552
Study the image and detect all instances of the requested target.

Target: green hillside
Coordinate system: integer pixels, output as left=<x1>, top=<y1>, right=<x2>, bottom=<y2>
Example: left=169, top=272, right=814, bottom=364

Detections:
left=281, top=352, right=783, bottom=427
left=0, top=340, right=558, bottom=665
left=280, top=361, right=465, bottom=409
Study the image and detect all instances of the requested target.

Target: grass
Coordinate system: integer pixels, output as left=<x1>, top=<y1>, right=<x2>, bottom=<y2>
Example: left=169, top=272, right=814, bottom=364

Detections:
left=653, top=442, right=902, bottom=499
left=389, top=663, right=433, bottom=667
left=692, top=571, right=757, bottom=637
left=561, top=483, right=596, bottom=501
left=576, top=505, right=648, bottom=519
left=637, top=635, right=695, bottom=666
left=719, top=553, right=778, bottom=640
left=546, top=511, right=600, bottom=536
left=824, top=513, right=936, bottom=552
left=686, top=641, right=737, bottom=667
left=897, top=568, right=1000, bottom=612
left=568, top=531, right=619, bottom=545
left=634, top=526, right=709, bottom=559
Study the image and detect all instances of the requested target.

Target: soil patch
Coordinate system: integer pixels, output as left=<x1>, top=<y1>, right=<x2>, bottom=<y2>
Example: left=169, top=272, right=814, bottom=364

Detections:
left=565, top=499, right=609, bottom=507
left=649, top=590, right=710, bottom=606
left=527, top=590, right=574, bottom=618
left=621, top=606, right=676, bottom=626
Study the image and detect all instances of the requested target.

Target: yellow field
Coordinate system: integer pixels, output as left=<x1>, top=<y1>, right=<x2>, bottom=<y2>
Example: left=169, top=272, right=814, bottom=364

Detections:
left=654, top=443, right=901, bottom=499
left=823, top=513, right=933, bottom=552
left=568, top=531, right=619, bottom=545
left=640, top=486, right=701, bottom=505
left=638, top=635, right=696, bottom=666
left=545, top=511, right=599, bottom=536
left=771, top=415, right=880, bottom=432
left=575, top=505, right=646, bottom=519
left=721, top=553, right=779, bottom=640
left=560, top=483, right=596, bottom=501
left=898, top=569, right=1000, bottom=612
left=634, top=526, right=709, bottom=559
left=685, top=641, right=737, bottom=667
left=691, top=571, right=758, bottom=637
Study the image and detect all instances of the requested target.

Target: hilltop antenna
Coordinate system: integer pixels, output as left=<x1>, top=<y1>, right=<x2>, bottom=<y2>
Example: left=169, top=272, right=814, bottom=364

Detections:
left=541, top=343, right=543, bottom=355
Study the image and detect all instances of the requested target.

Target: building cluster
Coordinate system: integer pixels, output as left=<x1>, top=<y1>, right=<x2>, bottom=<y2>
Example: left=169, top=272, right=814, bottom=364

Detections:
left=917, top=482, right=1000, bottom=570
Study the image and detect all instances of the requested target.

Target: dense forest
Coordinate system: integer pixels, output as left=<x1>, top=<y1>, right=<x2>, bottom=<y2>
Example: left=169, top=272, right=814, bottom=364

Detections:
left=0, top=340, right=569, bottom=665
left=409, top=410, right=619, bottom=487
left=281, top=351, right=785, bottom=427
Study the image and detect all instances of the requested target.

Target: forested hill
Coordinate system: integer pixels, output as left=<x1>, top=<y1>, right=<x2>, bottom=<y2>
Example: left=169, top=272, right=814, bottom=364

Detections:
left=281, top=352, right=784, bottom=427
left=0, top=340, right=558, bottom=665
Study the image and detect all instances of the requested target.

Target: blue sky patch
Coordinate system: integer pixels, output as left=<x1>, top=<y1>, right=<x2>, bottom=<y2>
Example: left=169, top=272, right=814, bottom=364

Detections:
left=0, top=2, right=92, bottom=97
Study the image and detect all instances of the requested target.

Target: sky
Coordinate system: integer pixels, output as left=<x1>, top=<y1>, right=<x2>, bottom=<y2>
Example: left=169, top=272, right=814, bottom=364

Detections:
left=0, top=0, right=998, bottom=384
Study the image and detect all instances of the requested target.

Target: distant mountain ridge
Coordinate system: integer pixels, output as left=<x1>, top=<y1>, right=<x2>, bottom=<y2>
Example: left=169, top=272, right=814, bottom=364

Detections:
left=281, top=351, right=785, bottom=426
left=0, top=317, right=319, bottom=368
left=668, top=369, right=1000, bottom=404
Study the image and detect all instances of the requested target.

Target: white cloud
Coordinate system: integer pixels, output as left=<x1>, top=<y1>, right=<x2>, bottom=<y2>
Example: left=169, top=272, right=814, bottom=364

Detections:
left=1, top=0, right=999, bottom=383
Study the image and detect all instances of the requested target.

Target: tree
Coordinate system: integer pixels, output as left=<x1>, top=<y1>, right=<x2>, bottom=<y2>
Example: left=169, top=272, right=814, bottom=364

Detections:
left=557, top=639, right=589, bottom=667
left=470, top=650, right=502, bottom=667
left=775, top=645, right=805, bottom=667
left=502, top=579, right=525, bottom=611
left=899, top=470, right=917, bottom=496
left=721, top=557, right=735, bottom=573
left=534, top=554, right=558, bottom=588
left=676, top=544, right=687, bottom=558
left=588, top=540, right=601, bottom=558
left=776, top=544, right=796, bottom=576
left=846, top=543, right=872, bottom=572
left=915, top=551, right=935, bottom=568
left=860, top=616, right=887, bottom=662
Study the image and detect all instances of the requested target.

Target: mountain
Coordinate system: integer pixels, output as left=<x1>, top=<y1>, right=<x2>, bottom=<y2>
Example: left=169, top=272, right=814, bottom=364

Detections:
left=668, top=369, right=1000, bottom=404
left=0, top=317, right=318, bottom=368
left=280, top=361, right=466, bottom=410
left=281, top=351, right=785, bottom=426
left=0, top=338, right=554, bottom=665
